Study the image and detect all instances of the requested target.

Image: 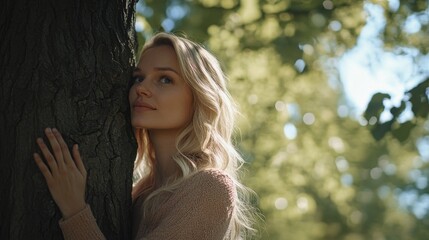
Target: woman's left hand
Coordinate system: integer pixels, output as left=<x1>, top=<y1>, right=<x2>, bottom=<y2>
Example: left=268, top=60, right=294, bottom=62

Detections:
left=33, top=128, right=87, bottom=219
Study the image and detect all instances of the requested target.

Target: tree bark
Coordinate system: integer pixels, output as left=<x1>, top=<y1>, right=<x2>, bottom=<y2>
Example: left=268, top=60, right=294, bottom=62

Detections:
left=0, top=0, right=137, bottom=239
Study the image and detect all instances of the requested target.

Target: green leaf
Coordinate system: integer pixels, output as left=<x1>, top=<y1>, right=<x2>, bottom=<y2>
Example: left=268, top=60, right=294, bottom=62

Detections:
left=371, top=119, right=394, bottom=141
left=390, top=101, right=406, bottom=118
left=392, top=121, right=416, bottom=142
left=407, top=78, right=429, bottom=118
left=364, top=93, right=391, bottom=121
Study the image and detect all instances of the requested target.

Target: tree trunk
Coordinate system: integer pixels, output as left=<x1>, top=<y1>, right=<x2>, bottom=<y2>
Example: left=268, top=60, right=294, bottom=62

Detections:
left=0, top=0, right=137, bottom=239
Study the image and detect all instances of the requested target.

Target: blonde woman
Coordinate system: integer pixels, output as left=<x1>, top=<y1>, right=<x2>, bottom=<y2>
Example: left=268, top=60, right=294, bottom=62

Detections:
left=34, top=32, right=258, bottom=239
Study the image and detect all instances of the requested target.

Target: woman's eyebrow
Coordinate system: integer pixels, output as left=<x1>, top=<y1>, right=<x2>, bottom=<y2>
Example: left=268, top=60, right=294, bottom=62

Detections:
left=154, top=67, right=180, bottom=75
left=133, top=66, right=180, bottom=76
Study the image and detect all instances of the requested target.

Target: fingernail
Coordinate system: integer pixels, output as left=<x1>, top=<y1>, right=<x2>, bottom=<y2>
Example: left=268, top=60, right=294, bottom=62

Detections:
left=52, top=128, right=58, bottom=133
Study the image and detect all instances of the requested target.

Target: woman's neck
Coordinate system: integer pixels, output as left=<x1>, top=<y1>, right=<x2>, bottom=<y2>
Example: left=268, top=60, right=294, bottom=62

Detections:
left=148, top=129, right=180, bottom=184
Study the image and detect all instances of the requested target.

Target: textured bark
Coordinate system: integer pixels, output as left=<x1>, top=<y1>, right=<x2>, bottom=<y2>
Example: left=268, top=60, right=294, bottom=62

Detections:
left=0, top=0, right=137, bottom=239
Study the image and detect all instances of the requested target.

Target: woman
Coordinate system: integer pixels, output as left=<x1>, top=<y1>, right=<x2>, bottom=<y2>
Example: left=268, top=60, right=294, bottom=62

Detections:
left=34, top=32, right=257, bottom=239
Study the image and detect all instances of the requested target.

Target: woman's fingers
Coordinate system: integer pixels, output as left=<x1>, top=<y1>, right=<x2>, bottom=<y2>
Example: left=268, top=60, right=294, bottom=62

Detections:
left=33, top=153, right=53, bottom=182
left=33, top=130, right=88, bottom=219
left=45, top=128, right=66, bottom=171
left=35, top=128, right=85, bottom=179
left=52, top=128, right=74, bottom=168
left=36, top=137, right=59, bottom=173
left=72, top=144, right=87, bottom=177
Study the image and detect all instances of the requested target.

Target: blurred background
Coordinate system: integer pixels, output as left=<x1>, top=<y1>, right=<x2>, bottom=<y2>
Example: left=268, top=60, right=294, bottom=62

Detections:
left=135, top=0, right=429, bottom=239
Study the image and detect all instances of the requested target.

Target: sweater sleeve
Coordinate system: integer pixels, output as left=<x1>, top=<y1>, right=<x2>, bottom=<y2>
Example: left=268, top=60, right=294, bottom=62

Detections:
left=58, top=205, right=106, bottom=240
left=141, top=169, right=236, bottom=240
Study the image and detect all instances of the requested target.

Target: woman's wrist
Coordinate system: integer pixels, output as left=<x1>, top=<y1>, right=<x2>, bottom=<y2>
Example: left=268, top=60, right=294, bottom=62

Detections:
left=61, top=202, right=87, bottom=220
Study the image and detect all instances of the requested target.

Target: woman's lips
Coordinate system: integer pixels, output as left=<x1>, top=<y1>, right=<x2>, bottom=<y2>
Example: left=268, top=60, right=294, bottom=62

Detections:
left=134, top=105, right=155, bottom=111
left=133, top=102, right=156, bottom=111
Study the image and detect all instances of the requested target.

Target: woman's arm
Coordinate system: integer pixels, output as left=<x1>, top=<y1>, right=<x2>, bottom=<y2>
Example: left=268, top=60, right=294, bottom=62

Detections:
left=34, top=128, right=105, bottom=240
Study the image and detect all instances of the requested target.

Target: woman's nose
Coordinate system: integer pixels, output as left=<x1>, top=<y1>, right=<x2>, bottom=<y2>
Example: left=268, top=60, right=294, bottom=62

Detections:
left=136, top=81, right=152, bottom=97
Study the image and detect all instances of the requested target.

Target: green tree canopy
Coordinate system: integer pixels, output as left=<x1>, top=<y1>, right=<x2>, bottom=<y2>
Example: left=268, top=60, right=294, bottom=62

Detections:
left=135, top=1, right=429, bottom=239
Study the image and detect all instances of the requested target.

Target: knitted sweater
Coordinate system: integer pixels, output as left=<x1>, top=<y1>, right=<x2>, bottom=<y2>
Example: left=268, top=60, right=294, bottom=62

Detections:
left=58, top=169, right=236, bottom=240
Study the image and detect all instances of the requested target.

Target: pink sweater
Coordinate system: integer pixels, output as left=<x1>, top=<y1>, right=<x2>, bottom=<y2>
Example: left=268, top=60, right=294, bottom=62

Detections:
left=59, top=169, right=236, bottom=240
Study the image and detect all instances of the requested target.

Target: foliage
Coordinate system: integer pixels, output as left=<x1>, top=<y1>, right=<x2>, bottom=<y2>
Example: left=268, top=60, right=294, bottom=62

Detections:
left=363, top=0, right=429, bottom=142
left=137, top=0, right=429, bottom=239
left=364, top=78, right=429, bottom=142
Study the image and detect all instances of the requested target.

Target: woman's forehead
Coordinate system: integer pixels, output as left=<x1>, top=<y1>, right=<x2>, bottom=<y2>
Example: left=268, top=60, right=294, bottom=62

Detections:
left=138, top=45, right=180, bottom=70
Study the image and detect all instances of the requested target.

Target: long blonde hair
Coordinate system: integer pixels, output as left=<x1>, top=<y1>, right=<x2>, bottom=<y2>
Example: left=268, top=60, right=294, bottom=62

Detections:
left=132, top=32, right=258, bottom=239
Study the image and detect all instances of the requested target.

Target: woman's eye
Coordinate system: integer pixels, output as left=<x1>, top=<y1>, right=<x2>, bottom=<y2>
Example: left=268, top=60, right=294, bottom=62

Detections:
left=159, top=76, right=173, bottom=84
left=132, top=76, right=144, bottom=83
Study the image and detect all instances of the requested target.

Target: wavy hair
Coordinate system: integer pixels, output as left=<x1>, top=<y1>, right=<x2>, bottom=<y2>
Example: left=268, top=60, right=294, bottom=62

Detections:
left=132, top=32, right=258, bottom=239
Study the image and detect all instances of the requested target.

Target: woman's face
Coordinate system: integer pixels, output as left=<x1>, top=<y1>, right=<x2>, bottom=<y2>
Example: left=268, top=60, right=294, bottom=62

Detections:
left=129, top=45, right=193, bottom=132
